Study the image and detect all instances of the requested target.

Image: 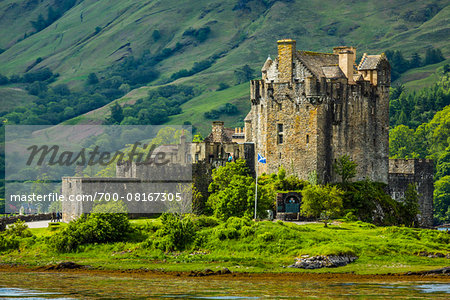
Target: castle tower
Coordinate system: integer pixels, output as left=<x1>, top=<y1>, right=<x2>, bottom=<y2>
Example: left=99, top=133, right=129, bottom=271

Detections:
left=244, top=39, right=390, bottom=183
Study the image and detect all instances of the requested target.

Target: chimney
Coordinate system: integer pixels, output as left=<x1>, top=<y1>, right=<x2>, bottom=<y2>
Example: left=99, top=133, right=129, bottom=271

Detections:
left=334, top=46, right=356, bottom=84
left=277, top=39, right=296, bottom=83
left=211, top=121, right=225, bottom=143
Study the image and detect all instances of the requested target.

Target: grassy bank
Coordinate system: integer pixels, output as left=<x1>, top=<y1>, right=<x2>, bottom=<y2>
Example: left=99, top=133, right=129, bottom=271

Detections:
left=0, top=217, right=448, bottom=275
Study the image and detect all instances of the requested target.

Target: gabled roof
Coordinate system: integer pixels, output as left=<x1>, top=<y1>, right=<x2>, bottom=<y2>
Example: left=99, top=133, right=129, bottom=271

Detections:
left=358, top=54, right=383, bottom=70
left=295, top=51, right=339, bottom=78
left=261, top=56, right=273, bottom=72
left=321, top=66, right=345, bottom=79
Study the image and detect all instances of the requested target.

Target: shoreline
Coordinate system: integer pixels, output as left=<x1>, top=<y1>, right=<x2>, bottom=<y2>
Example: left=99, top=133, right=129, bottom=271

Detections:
left=0, top=263, right=448, bottom=283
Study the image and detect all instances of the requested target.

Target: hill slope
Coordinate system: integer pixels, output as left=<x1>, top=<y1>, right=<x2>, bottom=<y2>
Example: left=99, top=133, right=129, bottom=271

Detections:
left=0, top=0, right=449, bottom=132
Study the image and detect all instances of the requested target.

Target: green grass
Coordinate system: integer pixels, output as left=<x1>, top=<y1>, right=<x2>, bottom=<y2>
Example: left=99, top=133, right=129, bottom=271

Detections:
left=3, top=218, right=448, bottom=275
left=396, top=59, right=450, bottom=90
left=0, top=86, right=37, bottom=114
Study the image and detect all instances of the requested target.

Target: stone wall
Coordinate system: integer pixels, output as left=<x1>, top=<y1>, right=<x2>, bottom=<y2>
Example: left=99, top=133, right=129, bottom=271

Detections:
left=0, top=213, right=52, bottom=231
left=62, top=177, right=188, bottom=222
left=388, top=159, right=434, bottom=227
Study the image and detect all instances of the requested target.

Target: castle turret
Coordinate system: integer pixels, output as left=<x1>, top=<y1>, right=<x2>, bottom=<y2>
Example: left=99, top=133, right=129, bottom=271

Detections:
left=277, top=39, right=296, bottom=83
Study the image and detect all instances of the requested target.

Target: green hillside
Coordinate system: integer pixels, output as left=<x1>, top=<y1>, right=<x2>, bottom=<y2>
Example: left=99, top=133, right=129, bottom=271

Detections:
left=0, top=0, right=449, bottom=131
left=0, top=86, right=37, bottom=115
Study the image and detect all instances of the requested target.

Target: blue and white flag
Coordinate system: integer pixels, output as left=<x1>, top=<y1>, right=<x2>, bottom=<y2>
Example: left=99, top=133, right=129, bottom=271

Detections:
left=257, top=153, right=266, bottom=164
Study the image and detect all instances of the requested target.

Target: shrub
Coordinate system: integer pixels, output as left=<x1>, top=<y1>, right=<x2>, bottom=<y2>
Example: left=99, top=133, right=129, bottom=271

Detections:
left=0, top=235, right=19, bottom=252
left=0, top=220, right=33, bottom=252
left=48, top=213, right=132, bottom=252
left=149, top=214, right=196, bottom=252
left=217, top=83, right=229, bottom=91
left=6, top=220, right=33, bottom=238
left=258, top=232, right=275, bottom=242
left=193, top=215, right=219, bottom=228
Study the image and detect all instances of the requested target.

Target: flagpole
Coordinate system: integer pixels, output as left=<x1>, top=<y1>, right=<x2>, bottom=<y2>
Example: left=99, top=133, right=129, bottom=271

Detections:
left=254, top=163, right=258, bottom=220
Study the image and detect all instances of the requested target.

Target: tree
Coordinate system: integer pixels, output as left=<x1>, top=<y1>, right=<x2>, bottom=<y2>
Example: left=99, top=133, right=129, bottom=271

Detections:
left=0, top=74, right=8, bottom=85
left=207, top=159, right=272, bottom=220
left=301, top=184, right=344, bottom=227
left=389, top=125, right=416, bottom=158
left=106, top=102, right=124, bottom=124
left=409, top=52, right=422, bottom=68
left=234, top=65, right=255, bottom=84
left=401, top=183, right=420, bottom=226
left=87, top=73, right=99, bottom=85
left=333, top=155, right=357, bottom=183
left=434, top=175, right=450, bottom=224
left=425, top=48, right=445, bottom=65
left=152, top=30, right=161, bottom=41
left=192, top=134, right=203, bottom=143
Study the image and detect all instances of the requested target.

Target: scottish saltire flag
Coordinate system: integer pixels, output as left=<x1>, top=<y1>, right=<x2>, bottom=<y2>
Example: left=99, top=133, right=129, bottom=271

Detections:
left=257, top=153, right=266, bottom=164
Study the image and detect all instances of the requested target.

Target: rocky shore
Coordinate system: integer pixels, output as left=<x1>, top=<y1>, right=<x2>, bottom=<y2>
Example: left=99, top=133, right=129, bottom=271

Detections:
left=288, top=254, right=358, bottom=269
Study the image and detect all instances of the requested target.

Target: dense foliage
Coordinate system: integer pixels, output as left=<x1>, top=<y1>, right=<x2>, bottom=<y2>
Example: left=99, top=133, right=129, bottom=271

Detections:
left=385, top=48, right=445, bottom=81
left=301, top=184, right=344, bottom=226
left=390, top=70, right=450, bottom=129
left=106, top=85, right=198, bottom=125
left=206, top=159, right=277, bottom=220
left=0, top=220, right=33, bottom=252
left=390, top=103, right=450, bottom=223
left=48, top=213, right=132, bottom=252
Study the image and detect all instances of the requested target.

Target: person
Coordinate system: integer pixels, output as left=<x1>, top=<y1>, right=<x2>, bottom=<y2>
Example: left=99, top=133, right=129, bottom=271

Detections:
left=52, top=211, right=56, bottom=222
left=56, top=211, right=61, bottom=222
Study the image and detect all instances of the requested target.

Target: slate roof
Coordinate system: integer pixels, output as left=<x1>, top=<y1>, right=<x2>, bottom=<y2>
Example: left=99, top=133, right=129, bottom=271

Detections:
left=295, top=51, right=339, bottom=78
left=358, top=55, right=382, bottom=70
left=321, top=66, right=346, bottom=79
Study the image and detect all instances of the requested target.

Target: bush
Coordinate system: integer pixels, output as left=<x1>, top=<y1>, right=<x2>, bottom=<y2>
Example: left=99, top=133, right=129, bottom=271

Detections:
left=0, top=235, right=19, bottom=252
left=48, top=213, right=132, bottom=252
left=6, top=220, right=33, bottom=238
left=0, top=220, right=33, bottom=252
left=148, top=214, right=196, bottom=252
left=192, top=215, right=219, bottom=228
left=217, top=83, right=229, bottom=91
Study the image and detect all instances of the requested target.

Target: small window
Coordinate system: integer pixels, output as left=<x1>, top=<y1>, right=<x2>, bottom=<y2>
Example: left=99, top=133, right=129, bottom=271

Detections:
left=279, top=152, right=282, bottom=159
left=278, top=124, right=283, bottom=132
left=278, top=103, right=282, bottom=110
left=195, top=153, right=199, bottom=162
left=306, top=135, right=309, bottom=144
left=277, top=123, right=284, bottom=144
left=278, top=134, right=283, bottom=144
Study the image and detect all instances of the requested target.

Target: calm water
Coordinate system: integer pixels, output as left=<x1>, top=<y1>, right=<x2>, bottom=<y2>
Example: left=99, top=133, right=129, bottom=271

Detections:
left=0, top=272, right=449, bottom=299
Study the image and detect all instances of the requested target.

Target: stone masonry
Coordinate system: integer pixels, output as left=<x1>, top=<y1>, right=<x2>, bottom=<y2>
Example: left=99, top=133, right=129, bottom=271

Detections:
left=388, top=159, right=434, bottom=227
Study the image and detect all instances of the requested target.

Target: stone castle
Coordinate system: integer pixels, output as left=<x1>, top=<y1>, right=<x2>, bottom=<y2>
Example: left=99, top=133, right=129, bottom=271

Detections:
left=245, top=39, right=390, bottom=183
left=62, top=39, right=434, bottom=227
left=191, top=39, right=433, bottom=226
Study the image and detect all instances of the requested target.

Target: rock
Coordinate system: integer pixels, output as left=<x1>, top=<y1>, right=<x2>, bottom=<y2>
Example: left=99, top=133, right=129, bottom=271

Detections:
left=46, top=261, right=85, bottom=270
left=405, top=267, right=450, bottom=276
left=221, top=267, right=231, bottom=274
left=288, top=255, right=358, bottom=269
